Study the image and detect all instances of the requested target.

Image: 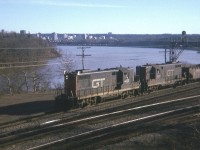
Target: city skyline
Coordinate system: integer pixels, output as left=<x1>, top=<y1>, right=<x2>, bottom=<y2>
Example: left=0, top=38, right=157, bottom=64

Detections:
left=0, top=0, right=200, bottom=34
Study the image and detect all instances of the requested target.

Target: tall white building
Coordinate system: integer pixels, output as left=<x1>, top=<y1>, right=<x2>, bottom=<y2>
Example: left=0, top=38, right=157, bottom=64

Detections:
left=64, top=34, right=68, bottom=39
left=52, top=32, right=58, bottom=41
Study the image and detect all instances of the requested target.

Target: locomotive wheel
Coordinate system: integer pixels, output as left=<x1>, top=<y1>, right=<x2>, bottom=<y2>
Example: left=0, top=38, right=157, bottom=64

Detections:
left=134, top=90, right=139, bottom=97
left=158, top=85, right=162, bottom=90
left=80, top=100, right=87, bottom=108
left=94, top=96, right=101, bottom=104
left=128, top=90, right=134, bottom=97
left=88, top=99, right=92, bottom=105
left=121, top=92, right=127, bottom=99
left=101, top=97, right=105, bottom=103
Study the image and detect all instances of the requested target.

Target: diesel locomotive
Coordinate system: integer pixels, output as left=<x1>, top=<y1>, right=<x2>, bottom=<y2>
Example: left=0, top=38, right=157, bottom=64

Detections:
left=63, top=67, right=139, bottom=107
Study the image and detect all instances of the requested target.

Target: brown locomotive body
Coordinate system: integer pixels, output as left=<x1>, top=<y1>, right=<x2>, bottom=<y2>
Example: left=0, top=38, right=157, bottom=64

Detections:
left=64, top=67, right=139, bottom=106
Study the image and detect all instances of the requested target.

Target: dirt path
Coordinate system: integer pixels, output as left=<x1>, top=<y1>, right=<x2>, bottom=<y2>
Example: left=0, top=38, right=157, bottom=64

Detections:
left=0, top=93, right=56, bottom=124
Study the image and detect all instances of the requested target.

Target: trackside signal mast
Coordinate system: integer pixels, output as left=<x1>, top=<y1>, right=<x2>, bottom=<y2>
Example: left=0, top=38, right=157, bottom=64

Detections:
left=76, top=46, right=91, bottom=70
left=168, top=31, right=187, bottom=63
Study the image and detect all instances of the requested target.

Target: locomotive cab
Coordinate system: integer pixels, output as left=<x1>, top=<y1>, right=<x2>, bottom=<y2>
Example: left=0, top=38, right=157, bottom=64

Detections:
left=117, top=67, right=134, bottom=89
left=64, top=71, right=77, bottom=98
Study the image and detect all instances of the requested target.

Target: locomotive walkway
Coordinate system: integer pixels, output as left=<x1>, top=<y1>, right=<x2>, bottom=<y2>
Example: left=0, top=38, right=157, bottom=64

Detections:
left=0, top=82, right=200, bottom=149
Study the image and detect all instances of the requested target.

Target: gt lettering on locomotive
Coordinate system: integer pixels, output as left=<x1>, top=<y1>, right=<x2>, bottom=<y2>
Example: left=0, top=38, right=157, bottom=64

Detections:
left=92, top=78, right=105, bottom=88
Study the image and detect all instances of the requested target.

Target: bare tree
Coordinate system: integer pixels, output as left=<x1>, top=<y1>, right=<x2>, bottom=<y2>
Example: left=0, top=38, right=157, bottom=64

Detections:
left=58, top=51, right=76, bottom=75
left=22, top=71, right=29, bottom=93
left=3, top=74, right=13, bottom=95
left=50, top=51, right=76, bottom=96
left=0, top=68, right=24, bottom=94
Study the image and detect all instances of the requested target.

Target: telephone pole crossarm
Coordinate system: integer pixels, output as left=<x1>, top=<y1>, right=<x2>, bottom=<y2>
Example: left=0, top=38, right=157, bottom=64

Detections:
left=76, top=46, right=91, bottom=70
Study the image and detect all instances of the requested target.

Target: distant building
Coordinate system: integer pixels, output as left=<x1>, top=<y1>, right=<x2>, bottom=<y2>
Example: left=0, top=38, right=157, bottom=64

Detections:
left=63, top=34, right=68, bottom=39
left=36, top=33, right=41, bottom=38
left=109, top=36, right=114, bottom=40
left=52, top=32, right=58, bottom=41
left=20, top=30, right=26, bottom=35
left=67, top=35, right=74, bottom=40
left=1, top=29, right=5, bottom=33
left=99, top=36, right=106, bottom=40
left=88, top=35, right=93, bottom=39
left=84, top=34, right=89, bottom=40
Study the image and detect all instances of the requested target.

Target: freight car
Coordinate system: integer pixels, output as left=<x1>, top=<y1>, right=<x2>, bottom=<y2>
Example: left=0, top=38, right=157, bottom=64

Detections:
left=55, top=62, right=200, bottom=109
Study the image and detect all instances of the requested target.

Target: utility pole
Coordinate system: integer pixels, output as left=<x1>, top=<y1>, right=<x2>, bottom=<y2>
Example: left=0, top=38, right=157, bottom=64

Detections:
left=159, top=48, right=170, bottom=63
left=76, top=46, right=91, bottom=70
left=165, top=48, right=167, bottom=63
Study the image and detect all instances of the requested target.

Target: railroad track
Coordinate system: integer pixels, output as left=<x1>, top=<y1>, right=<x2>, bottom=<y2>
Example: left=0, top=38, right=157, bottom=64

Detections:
left=0, top=83, right=200, bottom=137
left=1, top=92, right=200, bottom=150
left=33, top=105, right=200, bottom=150
left=1, top=81, right=199, bottom=137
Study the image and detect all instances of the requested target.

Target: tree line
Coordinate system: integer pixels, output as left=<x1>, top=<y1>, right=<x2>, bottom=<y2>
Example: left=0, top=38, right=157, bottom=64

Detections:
left=0, top=31, right=60, bottom=63
left=0, top=31, right=61, bottom=95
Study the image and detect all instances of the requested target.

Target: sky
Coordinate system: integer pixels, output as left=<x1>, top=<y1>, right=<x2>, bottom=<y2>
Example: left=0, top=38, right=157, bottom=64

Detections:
left=0, top=0, right=200, bottom=34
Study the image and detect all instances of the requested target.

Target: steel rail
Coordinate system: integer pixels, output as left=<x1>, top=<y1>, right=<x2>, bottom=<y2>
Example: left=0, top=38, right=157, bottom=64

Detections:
left=27, top=104, right=200, bottom=150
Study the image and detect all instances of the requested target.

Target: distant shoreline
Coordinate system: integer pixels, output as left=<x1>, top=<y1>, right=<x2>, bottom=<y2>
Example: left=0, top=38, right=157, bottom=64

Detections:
left=57, top=43, right=200, bottom=52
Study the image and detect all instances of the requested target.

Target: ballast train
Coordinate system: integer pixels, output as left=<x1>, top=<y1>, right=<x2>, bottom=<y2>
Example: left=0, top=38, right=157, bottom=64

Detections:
left=58, top=62, right=200, bottom=107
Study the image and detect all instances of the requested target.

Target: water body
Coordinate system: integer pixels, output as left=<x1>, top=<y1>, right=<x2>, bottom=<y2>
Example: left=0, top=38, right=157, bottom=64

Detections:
left=47, top=46, right=200, bottom=85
